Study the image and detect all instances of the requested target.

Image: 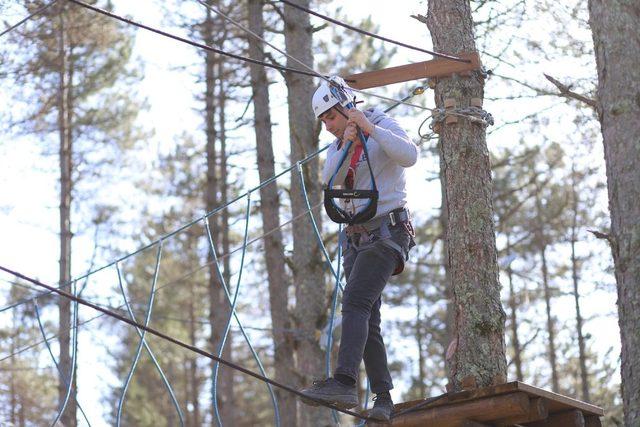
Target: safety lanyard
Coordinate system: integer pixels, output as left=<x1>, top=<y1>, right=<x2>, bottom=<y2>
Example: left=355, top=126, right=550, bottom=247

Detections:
left=324, top=123, right=378, bottom=225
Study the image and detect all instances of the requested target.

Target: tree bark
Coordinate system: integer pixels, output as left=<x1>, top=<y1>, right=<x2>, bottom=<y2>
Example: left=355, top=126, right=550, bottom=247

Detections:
left=217, top=71, right=236, bottom=427
left=283, top=1, right=327, bottom=425
left=426, top=0, right=507, bottom=391
left=247, top=1, right=298, bottom=425
left=57, top=4, right=77, bottom=425
left=588, top=2, right=640, bottom=423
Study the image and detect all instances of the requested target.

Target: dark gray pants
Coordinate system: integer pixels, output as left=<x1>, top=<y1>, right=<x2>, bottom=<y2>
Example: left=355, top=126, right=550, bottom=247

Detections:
left=334, top=222, right=413, bottom=393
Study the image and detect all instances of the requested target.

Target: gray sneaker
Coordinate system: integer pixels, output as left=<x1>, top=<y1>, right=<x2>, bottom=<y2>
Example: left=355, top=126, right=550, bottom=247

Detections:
left=367, top=393, right=394, bottom=422
left=300, top=378, right=359, bottom=409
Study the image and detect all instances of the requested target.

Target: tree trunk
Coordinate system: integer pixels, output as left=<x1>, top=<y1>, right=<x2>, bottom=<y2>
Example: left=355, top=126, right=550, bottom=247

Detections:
left=540, top=242, right=559, bottom=393
left=570, top=166, right=589, bottom=402
left=439, top=142, right=454, bottom=372
left=283, top=1, right=327, bottom=426
left=188, top=287, right=201, bottom=427
left=505, top=238, right=523, bottom=381
left=247, top=1, right=298, bottom=425
left=426, top=0, right=507, bottom=391
left=588, top=1, right=640, bottom=424
left=57, top=4, right=77, bottom=425
left=217, top=71, right=236, bottom=427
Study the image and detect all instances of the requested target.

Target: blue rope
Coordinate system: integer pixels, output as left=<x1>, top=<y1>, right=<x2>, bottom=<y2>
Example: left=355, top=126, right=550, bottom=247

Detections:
left=49, top=280, right=81, bottom=427
left=34, top=297, right=92, bottom=427
left=116, top=242, right=164, bottom=426
left=296, top=163, right=344, bottom=291
left=325, top=223, right=343, bottom=425
left=208, top=193, right=281, bottom=427
left=0, top=144, right=333, bottom=315
left=115, top=261, right=184, bottom=426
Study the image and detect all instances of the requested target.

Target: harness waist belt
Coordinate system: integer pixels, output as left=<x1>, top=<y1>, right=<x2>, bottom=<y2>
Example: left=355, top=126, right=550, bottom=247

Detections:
left=346, top=207, right=410, bottom=235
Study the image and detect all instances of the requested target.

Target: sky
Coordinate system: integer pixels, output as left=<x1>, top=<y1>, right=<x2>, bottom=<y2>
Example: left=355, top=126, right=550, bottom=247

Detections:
left=0, top=0, right=620, bottom=425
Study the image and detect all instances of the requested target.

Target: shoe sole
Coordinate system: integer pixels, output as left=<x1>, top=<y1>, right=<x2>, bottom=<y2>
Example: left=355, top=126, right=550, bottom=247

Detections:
left=300, top=394, right=359, bottom=410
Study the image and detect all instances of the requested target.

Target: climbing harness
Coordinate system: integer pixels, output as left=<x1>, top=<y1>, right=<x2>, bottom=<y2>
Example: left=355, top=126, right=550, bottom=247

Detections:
left=323, top=77, right=379, bottom=224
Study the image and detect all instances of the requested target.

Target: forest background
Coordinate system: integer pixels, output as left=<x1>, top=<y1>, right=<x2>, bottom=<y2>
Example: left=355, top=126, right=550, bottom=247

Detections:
left=0, top=0, right=625, bottom=426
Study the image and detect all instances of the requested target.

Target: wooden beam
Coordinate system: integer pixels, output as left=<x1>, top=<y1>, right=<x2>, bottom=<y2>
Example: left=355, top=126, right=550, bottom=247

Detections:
left=391, top=392, right=529, bottom=427
left=494, top=397, right=548, bottom=426
left=343, top=52, right=481, bottom=90
left=528, top=409, right=585, bottom=427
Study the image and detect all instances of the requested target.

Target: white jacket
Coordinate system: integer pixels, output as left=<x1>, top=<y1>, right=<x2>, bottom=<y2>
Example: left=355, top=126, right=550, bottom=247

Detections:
left=322, top=107, right=418, bottom=218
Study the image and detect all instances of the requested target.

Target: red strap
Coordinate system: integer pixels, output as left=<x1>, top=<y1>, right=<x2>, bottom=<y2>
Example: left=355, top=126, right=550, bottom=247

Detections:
left=344, top=132, right=368, bottom=189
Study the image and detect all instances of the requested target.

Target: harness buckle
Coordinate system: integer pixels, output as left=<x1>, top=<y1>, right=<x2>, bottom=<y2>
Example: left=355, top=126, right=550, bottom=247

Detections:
left=389, top=211, right=397, bottom=226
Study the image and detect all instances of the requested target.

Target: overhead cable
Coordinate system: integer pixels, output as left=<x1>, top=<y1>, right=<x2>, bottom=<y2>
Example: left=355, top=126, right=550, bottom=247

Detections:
left=276, top=0, right=470, bottom=63
left=0, top=0, right=58, bottom=38
left=65, top=0, right=318, bottom=78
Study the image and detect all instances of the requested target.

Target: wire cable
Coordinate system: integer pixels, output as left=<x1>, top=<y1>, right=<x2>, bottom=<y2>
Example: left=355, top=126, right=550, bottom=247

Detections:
left=64, top=0, right=318, bottom=78
left=275, top=0, right=470, bottom=63
left=0, top=265, right=373, bottom=422
left=195, top=0, right=433, bottom=112
left=0, top=0, right=58, bottom=38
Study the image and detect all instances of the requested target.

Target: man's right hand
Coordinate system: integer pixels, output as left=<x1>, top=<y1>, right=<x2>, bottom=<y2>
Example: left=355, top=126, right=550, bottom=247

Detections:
left=342, top=122, right=362, bottom=148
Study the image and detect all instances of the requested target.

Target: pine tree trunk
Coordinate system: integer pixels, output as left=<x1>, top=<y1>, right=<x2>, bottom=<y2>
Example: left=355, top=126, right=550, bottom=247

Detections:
left=57, top=4, right=77, bottom=424
left=188, top=288, right=201, bottom=427
left=247, top=1, right=298, bottom=425
left=506, top=239, right=523, bottom=381
left=426, top=0, right=507, bottom=391
left=439, top=143, right=454, bottom=372
left=540, top=242, right=559, bottom=393
left=283, top=1, right=327, bottom=425
left=218, top=75, right=236, bottom=427
left=570, top=167, right=589, bottom=402
left=588, top=1, right=640, bottom=424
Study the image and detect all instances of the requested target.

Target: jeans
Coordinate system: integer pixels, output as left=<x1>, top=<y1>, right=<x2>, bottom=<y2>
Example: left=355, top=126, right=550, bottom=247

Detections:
left=334, top=221, right=414, bottom=393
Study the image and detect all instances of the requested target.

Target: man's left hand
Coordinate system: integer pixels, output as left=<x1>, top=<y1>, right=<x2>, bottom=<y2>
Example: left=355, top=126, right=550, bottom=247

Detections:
left=347, top=108, right=375, bottom=135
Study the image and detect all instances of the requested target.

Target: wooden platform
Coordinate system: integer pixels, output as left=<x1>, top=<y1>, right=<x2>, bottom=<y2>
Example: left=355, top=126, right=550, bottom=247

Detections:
left=380, top=381, right=604, bottom=427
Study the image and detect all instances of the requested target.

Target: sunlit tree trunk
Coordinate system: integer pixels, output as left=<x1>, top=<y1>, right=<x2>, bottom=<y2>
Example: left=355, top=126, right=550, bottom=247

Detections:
left=247, top=0, right=298, bottom=424
left=588, top=1, right=640, bottom=423
left=426, top=0, right=507, bottom=391
left=283, top=1, right=327, bottom=425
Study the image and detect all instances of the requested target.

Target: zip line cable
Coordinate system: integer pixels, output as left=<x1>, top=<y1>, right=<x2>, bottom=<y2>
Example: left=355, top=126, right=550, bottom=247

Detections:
left=195, top=0, right=432, bottom=111
left=0, top=0, right=58, bottom=38
left=275, top=0, right=470, bottom=63
left=66, top=0, right=431, bottom=111
left=0, top=265, right=373, bottom=423
left=64, top=0, right=318, bottom=78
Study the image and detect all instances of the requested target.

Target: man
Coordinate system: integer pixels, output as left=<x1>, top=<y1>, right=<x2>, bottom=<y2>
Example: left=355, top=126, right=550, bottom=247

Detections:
left=301, top=78, right=418, bottom=422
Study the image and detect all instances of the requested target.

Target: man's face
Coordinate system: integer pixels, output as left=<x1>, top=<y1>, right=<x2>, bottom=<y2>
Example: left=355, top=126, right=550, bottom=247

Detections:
left=319, top=107, right=348, bottom=139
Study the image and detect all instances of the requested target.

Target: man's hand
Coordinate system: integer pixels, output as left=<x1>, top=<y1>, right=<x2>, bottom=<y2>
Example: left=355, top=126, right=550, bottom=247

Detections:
left=342, top=122, right=362, bottom=147
left=347, top=107, right=375, bottom=135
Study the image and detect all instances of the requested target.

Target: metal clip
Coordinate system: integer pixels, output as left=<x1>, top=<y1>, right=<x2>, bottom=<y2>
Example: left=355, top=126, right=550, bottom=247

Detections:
left=389, top=211, right=396, bottom=226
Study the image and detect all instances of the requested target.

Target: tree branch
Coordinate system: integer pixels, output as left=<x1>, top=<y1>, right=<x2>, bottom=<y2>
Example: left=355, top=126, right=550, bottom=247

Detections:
left=543, top=73, right=597, bottom=109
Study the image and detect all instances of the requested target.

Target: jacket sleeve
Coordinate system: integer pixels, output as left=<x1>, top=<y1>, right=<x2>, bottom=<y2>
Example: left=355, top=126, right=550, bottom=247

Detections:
left=371, top=117, right=418, bottom=167
left=322, top=140, right=352, bottom=186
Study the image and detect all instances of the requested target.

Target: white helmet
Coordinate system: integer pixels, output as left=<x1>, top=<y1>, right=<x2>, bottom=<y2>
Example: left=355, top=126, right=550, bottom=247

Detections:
left=311, top=76, right=354, bottom=118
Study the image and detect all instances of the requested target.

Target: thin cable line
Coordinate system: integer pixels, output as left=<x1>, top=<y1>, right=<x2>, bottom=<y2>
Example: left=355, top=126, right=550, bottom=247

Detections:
left=64, top=0, right=318, bottom=78
left=0, top=201, right=326, bottom=364
left=0, top=0, right=58, bottom=38
left=0, top=265, right=372, bottom=422
left=196, top=0, right=433, bottom=111
left=275, top=0, right=470, bottom=63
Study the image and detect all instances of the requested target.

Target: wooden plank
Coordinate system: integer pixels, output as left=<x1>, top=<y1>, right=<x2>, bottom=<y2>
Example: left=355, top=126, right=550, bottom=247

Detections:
left=495, top=397, right=548, bottom=426
left=344, top=52, right=481, bottom=89
left=391, top=392, right=530, bottom=427
left=513, top=382, right=604, bottom=416
left=527, top=409, right=585, bottom=427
